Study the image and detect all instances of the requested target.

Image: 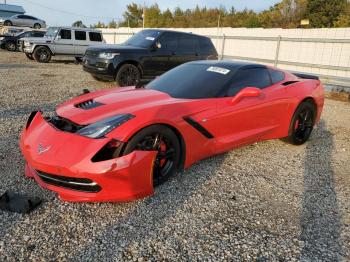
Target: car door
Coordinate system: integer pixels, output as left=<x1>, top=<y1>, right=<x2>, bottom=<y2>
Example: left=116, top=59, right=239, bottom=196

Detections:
left=73, top=30, right=88, bottom=55
left=12, top=15, right=23, bottom=26
left=199, top=67, right=289, bottom=153
left=53, top=29, right=74, bottom=54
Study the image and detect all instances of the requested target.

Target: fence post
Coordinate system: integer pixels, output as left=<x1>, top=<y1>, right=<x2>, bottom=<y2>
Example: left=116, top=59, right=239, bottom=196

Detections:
left=220, top=34, right=226, bottom=60
left=274, top=35, right=282, bottom=67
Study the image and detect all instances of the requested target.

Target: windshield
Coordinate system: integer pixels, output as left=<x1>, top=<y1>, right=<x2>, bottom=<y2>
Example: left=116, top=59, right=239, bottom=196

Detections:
left=123, top=30, right=161, bottom=48
left=45, top=27, right=58, bottom=38
left=146, top=63, right=235, bottom=99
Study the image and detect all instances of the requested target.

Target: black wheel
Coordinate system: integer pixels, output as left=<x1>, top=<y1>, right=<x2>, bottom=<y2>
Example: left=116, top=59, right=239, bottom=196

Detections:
left=33, top=46, right=51, bottom=63
left=25, top=53, right=34, bottom=60
left=123, top=125, right=180, bottom=186
left=5, top=42, right=16, bottom=51
left=33, top=23, right=41, bottom=29
left=286, top=101, right=316, bottom=145
left=4, top=20, right=12, bottom=26
left=75, top=57, right=83, bottom=63
left=116, top=64, right=140, bottom=87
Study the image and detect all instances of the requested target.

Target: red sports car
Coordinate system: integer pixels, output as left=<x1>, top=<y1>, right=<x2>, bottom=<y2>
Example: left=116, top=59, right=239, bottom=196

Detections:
left=20, top=61, right=324, bottom=202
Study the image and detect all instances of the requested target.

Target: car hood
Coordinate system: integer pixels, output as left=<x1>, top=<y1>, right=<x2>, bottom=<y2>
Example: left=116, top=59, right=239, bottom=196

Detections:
left=87, top=44, right=147, bottom=53
left=56, top=87, right=181, bottom=125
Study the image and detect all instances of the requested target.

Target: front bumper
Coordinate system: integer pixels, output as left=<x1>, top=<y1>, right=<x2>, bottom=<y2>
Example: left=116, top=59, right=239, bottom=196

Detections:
left=23, top=46, right=34, bottom=54
left=83, top=57, right=116, bottom=80
left=20, top=112, right=157, bottom=202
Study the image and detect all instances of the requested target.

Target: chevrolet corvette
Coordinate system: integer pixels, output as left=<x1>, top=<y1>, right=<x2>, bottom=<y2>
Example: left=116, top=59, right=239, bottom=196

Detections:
left=20, top=60, right=324, bottom=202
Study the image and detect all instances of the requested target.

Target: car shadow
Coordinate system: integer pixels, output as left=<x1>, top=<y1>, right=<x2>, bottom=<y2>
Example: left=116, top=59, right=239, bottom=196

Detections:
left=300, top=120, right=344, bottom=260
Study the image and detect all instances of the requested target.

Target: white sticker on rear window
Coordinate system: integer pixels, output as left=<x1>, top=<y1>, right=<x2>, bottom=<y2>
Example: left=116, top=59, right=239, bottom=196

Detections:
left=207, top=66, right=230, bottom=75
left=145, top=37, right=155, bottom=41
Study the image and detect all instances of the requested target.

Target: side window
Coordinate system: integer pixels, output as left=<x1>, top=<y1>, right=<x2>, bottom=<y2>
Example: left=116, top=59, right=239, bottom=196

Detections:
left=59, top=29, right=71, bottom=40
left=34, top=32, right=45, bottom=37
left=158, top=33, right=177, bottom=50
left=17, top=15, right=25, bottom=19
left=227, top=68, right=272, bottom=97
left=75, top=31, right=86, bottom=41
left=268, top=69, right=285, bottom=84
left=89, top=32, right=102, bottom=42
left=199, top=37, right=215, bottom=53
left=178, top=34, right=197, bottom=52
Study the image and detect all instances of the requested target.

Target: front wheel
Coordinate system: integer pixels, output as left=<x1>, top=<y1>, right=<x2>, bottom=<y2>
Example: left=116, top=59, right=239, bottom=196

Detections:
left=115, top=64, right=140, bottom=87
left=25, top=53, right=34, bottom=60
left=6, top=42, right=16, bottom=51
left=33, top=46, right=51, bottom=63
left=285, top=101, right=316, bottom=145
left=123, top=125, right=181, bottom=186
left=4, top=21, right=12, bottom=26
left=33, top=23, right=41, bottom=29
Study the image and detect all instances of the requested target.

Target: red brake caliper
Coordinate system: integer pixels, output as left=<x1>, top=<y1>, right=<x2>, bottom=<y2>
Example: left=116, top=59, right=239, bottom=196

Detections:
left=159, top=141, right=167, bottom=167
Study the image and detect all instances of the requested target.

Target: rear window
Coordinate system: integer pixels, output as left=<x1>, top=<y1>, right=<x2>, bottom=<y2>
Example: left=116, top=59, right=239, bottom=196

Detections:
left=269, top=69, right=285, bottom=84
left=89, top=32, right=102, bottom=42
left=75, top=31, right=86, bottom=41
left=199, top=37, right=216, bottom=53
left=146, top=64, right=235, bottom=99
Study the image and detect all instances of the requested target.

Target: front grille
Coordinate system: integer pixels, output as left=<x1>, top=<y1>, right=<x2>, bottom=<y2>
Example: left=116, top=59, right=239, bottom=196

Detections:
left=75, top=99, right=104, bottom=110
left=48, top=115, right=84, bottom=133
left=36, top=170, right=102, bottom=193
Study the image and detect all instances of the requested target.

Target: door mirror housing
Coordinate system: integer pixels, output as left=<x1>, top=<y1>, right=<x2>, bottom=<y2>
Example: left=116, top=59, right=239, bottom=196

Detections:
left=151, top=41, right=161, bottom=51
left=229, top=87, right=262, bottom=105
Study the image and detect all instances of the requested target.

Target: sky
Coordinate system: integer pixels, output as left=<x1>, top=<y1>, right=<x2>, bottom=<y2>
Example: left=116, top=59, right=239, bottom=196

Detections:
left=5, top=0, right=281, bottom=26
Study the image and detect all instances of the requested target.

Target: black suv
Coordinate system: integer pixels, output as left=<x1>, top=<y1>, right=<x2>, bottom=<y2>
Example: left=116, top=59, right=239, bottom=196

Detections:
left=0, top=30, right=45, bottom=52
left=83, top=29, right=218, bottom=86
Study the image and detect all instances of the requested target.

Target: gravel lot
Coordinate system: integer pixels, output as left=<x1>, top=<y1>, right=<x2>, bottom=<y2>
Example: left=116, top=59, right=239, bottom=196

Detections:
left=0, top=51, right=349, bottom=261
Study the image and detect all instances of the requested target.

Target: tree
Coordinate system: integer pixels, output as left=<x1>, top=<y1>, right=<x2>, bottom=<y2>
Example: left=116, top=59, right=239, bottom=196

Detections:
left=108, top=19, right=118, bottom=28
left=306, top=0, right=347, bottom=27
left=120, top=3, right=143, bottom=27
left=72, top=20, right=86, bottom=28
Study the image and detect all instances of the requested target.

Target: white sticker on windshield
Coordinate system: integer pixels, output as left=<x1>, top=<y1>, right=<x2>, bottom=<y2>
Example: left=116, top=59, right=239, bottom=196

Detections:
left=207, top=66, right=230, bottom=75
left=145, top=37, right=155, bottom=41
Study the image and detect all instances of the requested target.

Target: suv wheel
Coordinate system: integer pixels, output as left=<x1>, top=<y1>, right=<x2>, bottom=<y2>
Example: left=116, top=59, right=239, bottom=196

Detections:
left=116, top=64, right=141, bottom=87
left=6, top=42, right=16, bottom=52
left=4, top=21, right=12, bottom=26
left=33, top=23, right=41, bottom=29
left=25, top=53, right=34, bottom=60
left=33, top=46, right=51, bottom=63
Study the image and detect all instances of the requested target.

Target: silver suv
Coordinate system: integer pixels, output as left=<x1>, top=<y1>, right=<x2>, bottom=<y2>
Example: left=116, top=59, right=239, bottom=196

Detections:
left=22, top=27, right=105, bottom=63
left=0, top=14, right=46, bottom=29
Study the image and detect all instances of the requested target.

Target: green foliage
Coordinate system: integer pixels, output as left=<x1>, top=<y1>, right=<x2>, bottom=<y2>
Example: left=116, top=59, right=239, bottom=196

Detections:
left=72, top=20, right=86, bottom=28
left=112, top=0, right=350, bottom=28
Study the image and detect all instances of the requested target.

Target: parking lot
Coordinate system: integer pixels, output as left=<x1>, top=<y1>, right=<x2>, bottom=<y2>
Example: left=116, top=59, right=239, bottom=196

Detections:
left=0, top=50, right=349, bottom=260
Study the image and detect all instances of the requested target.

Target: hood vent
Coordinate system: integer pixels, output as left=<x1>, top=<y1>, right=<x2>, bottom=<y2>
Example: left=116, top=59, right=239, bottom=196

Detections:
left=75, top=99, right=104, bottom=110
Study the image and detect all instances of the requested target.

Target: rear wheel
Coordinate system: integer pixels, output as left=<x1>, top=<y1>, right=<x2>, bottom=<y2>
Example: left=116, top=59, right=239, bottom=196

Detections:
left=5, top=41, right=16, bottom=51
left=115, top=64, right=140, bottom=87
left=123, top=125, right=180, bottom=186
left=285, top=101, right=316, bottom=145
left=4, top=21, right=12, bottom=26
left=33, top=46, right=51, bottom=63
left=25, top=53, right=34, bottom=60
left=33, top=23, right=41, bottom=29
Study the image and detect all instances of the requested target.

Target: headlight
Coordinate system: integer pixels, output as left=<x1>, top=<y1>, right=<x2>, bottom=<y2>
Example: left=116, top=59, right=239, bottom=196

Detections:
left=98, top=52, right=120, bottom=59
left=76, top=114, right=134, bottom=139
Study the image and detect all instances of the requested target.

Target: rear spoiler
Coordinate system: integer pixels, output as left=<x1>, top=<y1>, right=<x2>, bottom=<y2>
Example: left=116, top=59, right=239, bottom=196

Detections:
left=293, top=73, right=319, bottom=80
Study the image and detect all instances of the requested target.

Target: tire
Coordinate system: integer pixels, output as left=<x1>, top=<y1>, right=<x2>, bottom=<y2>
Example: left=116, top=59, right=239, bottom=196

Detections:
left=285, top=101, right=316, bottom=145
left=5, top=42, right=16, bottom=52
left=33, top=23, right=41, bottom=29
left=25, top=53, right=34, bottom=60
left=33, top=46, right=51, bottom=63
left=4, top=20, right=12, bottom=26
left=123, top=125, right=181, bottom=186
left=115, top=63, right=141, bottom=87
left=75, top=57, right=83, bottom=63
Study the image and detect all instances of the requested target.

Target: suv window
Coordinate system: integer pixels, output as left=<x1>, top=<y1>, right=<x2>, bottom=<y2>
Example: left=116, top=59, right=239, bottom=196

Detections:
left=34, top=32, right=45, bottom=37
left=268, top=69, right=285, bottom=84
left=17, top=15, right=25, bottom=19
left=199, top=37, right=215, bottom=54
left=227, top=68, right=272, bottom=96
left=59, top=29, right=71, bottom=40
left=178, top=34, right=197, bottom=52
left=89, top=32, right=102, bottom=42
left=75, top=31, right=86, bottom=41
left=158, top=33, right=177, bottom=50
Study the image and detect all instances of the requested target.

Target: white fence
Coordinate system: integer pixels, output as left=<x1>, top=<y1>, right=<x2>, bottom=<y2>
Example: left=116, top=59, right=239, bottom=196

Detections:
left=100, top=27, right=350, bottom=88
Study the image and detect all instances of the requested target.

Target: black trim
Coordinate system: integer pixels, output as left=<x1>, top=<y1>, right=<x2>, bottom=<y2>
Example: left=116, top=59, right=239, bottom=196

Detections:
left=36, top=170, right=101, bottom=193
left=282, top=81, right=299, bottom=86
left=294, top=73, right=319, bottom=80
left=183, top=117, right=214, bottom=139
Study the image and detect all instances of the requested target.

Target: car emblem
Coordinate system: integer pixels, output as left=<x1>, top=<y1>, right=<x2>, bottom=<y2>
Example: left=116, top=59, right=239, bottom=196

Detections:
left=38, top=144, right=51, bottom=155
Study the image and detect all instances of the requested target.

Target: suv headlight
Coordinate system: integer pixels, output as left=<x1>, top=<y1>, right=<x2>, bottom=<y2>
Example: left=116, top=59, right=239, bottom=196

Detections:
left=98, top=52, right=120, bottom=59
left=76, top=114, right=134, bottom=139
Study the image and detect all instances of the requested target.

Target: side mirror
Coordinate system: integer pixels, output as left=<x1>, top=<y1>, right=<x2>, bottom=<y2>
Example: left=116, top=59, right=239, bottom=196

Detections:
left=151, top=41, right=161, bottom=50
left=56, top=35, right=61, bottom=40
left=229, top=87, right=262, bottom=105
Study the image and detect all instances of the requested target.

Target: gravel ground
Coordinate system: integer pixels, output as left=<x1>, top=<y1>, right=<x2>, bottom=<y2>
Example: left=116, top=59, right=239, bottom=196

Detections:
left=0, top=51, right=349, bottom=261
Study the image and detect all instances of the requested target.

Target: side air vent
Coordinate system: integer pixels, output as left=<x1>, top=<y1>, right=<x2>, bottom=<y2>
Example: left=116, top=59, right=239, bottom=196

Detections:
left=75, top=99, right=104, bottom=110
left=282, top=81, right=299, bottom=86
